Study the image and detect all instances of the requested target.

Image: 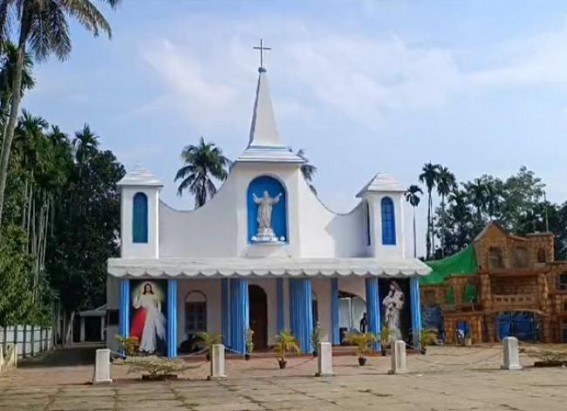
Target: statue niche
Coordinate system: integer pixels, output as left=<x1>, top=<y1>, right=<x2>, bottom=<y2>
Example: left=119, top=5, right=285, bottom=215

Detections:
left=247, top=176, right=287, bottom=243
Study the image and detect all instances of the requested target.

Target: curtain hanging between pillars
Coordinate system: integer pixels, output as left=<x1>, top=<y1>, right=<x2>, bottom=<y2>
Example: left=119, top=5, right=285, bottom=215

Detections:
left=289, top=278, right=313, bottom=353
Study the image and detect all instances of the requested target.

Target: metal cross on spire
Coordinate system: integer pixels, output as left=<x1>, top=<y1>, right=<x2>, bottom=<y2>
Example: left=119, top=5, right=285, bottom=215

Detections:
left=253, top=39, right=271, bottom=70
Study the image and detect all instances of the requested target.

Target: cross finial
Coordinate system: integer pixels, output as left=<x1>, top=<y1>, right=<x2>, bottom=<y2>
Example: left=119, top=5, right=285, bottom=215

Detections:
left=253, top=39, right=271, bottom=72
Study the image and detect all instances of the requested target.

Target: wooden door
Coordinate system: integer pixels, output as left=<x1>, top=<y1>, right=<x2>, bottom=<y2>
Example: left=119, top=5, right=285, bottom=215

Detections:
left=249, top=285, right=268, bottom=349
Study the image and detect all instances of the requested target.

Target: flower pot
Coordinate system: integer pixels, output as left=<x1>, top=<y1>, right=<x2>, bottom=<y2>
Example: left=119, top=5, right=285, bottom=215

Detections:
left=206, top=353, right=211, bottom=362
left=421, top=348, right=427, bottom=355
left=245, top=354, right=251, bottom=361
left=312, top=351, right=318, bottom=358
left=278, top=359, right=287, bottom=369
left=358, top=357, right=367, bottom=366
left=381, top=350, right=386, bottom=357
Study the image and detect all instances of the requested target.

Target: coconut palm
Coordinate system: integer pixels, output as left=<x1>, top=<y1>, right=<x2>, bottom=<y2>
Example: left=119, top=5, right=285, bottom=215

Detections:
left=0, top=0, right=121, bottom=228
left=175, top=137, right=230, bottom=209
left=465, top=178, right=488, bottom=228
left=296, top=149, right=317, bottom=194
left=405, top=185, right=423, bottom=258
left=419, top=162, right=441, bottom=260
left=436, top=166, right=456, bottom=257
left=0, top=42, right=35, bottom=121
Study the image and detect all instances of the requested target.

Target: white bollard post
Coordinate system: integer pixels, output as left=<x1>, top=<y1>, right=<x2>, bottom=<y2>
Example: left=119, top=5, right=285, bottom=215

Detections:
left=93, top=349, right=112, bottom=384
left=501, top=337, right=522, bottom=370
left=208, top=344, right=227, bottom=380
left=315, top=342, right=334, bottom=377
left=388, top=340, right=408, bottom=375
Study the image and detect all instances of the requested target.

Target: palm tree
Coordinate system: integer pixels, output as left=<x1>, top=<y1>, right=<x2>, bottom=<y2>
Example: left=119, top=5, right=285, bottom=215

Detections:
left=436, top=166, right=456, bottom=257
left=296, top=149, right=317, bottom=194
left=405, top=185, right=423, bottom=258
left=0, top=0, right=121, bottom=228
left=0, top=42, right=35, bottom=122
left=419, top=162, right=440, bottom=260
left=465, top=178, right=488, bottom=228
left=73, top=124, right=99, bottom=167
left=175, top=137, right=230, bottom=209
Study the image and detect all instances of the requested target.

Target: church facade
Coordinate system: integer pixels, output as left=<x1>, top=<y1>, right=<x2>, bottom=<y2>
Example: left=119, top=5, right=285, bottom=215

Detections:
left=106, top=65, right=431, bottom=357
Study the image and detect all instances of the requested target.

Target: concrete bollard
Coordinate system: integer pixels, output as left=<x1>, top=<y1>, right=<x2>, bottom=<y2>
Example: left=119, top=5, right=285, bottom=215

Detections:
left=315, top=342, right=334, bottom=377
left=501, top=337, right=522, bottom=370
left=388, top=340, right=408, bottom=375
left=93, top=349, right=112, bottom=384
left=208, top=344, right=227, bottom=380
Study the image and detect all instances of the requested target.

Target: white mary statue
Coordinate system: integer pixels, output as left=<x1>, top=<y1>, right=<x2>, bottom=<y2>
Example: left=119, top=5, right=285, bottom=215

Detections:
left=253, top=190, right=282, bottom=242
left=383, top=281, right=405, bottom=343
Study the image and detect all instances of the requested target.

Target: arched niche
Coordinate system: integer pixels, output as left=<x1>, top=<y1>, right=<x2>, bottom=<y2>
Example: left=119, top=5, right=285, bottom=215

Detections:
left=185, top=291, right=207, bottom=336
left=247, top=175, right=288, bottom=242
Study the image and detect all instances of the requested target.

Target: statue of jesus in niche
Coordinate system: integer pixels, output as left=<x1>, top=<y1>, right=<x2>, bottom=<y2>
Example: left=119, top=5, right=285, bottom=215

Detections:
left=253, top=190, right=282, bottom=241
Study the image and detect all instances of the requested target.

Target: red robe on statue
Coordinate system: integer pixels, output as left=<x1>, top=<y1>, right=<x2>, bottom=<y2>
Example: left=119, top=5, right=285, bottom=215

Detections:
left=130, top=308, right=147, bottom=341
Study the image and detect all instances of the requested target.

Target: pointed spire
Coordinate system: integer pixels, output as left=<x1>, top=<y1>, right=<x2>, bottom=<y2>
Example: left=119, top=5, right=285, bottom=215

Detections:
left=248, top=68, right=281, bottom=147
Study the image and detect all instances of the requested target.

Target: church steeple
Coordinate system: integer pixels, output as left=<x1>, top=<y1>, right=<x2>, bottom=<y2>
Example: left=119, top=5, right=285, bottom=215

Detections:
left=248, top=67, right=281, bottom=148
left=236, top=40, right=303, bottom=164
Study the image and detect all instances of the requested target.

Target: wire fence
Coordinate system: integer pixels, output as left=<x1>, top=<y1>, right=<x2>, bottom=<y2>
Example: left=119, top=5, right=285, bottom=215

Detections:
left=0, top=326, right=53, bottom=359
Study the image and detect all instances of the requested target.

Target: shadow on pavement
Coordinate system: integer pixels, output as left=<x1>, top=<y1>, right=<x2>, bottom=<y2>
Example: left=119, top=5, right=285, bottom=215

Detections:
left=18, top=344, right=103, bottom=368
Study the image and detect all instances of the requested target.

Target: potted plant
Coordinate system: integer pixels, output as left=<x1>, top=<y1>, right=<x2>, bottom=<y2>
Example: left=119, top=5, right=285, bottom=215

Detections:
left=419, top=329, right=437, bottom=355
left=245, top=328, right=254, bottom=360
left=273, top=330, right=301, bottom=369
left=345, top=332, right=377, bottom=366
left=379, top=327, right=392, bottom=356
left=311, top=322, right=321, bottom=357
left=191, top=332, right=223, bottom=361
left=114, top=335, right=139, bottom=357
left=115, top=355, right=195, bottom=381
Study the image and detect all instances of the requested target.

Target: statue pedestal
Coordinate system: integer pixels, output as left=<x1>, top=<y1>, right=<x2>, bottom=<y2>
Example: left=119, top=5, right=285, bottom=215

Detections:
left=246, top=242, right=289, bottom=258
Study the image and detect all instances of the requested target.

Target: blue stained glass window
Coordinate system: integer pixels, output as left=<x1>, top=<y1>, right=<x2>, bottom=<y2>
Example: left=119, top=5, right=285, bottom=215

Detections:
left=132, top=192, right=148, bottom=243
left=381, top=197, right=396, bottom=245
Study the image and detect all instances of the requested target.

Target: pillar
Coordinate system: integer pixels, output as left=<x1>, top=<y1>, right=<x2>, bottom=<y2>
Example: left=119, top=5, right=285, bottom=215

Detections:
left=100, top=316, right=106, bottom=342
left=221, top=279, right=231, bottom=347
left=80, top=317, right=86, bottom=342
left=119, top=279, right=130, bottom=345
left=230, top=279, right=249, bottom=354
left=331, top=278, right=340, bottom=345
left=289, top=278, right=313, bottom=353
left=365, top=277, right=380, bottom=351
left=410, top=277, right=422, bottom=348
left=167, top=279, right=178, bottom=358
left=276, top=278, right=284, bottom=334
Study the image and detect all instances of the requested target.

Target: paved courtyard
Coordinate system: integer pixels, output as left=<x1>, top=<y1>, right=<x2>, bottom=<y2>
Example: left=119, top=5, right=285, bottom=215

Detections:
left=1, top=345, right=566, bottom=410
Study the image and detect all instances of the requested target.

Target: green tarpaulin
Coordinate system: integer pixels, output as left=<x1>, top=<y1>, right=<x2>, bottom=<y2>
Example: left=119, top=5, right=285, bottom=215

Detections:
left=421, top=244, right=478, bottom=286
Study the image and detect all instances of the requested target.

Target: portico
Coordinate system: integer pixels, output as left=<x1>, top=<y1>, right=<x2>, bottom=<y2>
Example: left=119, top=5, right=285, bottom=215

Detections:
left=106, top=55, right=430, bottom=357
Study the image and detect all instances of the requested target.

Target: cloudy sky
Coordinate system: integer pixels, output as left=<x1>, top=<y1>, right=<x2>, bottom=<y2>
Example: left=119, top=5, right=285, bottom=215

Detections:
left=24, top=0, right=567, bottom=253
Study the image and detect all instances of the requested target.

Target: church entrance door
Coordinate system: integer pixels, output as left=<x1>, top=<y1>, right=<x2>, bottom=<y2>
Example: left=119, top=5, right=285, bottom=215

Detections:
left=249, top=285, right=268, bottom=350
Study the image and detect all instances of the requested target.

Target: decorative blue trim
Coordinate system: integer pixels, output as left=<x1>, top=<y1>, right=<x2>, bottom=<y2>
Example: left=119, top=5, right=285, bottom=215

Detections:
left=221, top=279, right=231, bottom=347
left=365, top=278, right=381, bottom=351
left=119, top=280, right=130, bottom=355
left=276, top=278, right=284, bottom=333
left=167, top=280, right=178, bottom=358
left=132, top=192, right=148, bottom=243
left=289, top=279, right=313, bottom=353
left=410, top=277, right=422, bottom=348
left=230, top=279, right=249, bottom=354
left=381, top=197, right=396, bottom=245
left=331, top=278, right=340, bottom=345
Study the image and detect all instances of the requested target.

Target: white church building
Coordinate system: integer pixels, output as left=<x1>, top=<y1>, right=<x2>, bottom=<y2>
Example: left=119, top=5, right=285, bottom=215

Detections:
left=106, top=61, right=431, bottom=357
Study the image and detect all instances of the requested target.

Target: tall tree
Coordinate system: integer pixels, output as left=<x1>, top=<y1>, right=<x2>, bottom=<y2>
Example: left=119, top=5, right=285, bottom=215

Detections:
left=296, top=148, right=317, bottom=194
left=405, top=184, right=423, bottom=258
left=436, top=166, right=456, bottom=258
left=464, top=178, right=488, bottom=229
left=0, top=0, right=121, bottom=228
left=175, top=137, right=230, bottom=208
left=419, top=162, right=440, bottom=260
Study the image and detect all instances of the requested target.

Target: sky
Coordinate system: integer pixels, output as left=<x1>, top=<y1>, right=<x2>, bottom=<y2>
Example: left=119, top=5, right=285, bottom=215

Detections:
left=23, top=0, right=567, bottom=255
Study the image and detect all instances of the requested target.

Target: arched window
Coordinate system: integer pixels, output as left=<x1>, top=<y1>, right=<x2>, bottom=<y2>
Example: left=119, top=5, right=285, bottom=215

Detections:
left=488, top=247, right=504, bottom=269
left=537, top=248, right=546, bottom=263
left=185, top=291, right=207, bottom=336
left=381, top=197, right=396, bottom=245
left=247, top=176, right=287, bottom=242
left=132, top=192, right=148, bottom=243
left=366, top=202, right=371, bottom=246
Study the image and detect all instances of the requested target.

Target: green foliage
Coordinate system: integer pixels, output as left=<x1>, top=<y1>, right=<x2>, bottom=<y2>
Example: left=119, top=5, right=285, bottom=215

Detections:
left=311, top=321, right=321, bottom=354
left=245, top=328, right=254, bottom=354
left=191, top=332, right=223, bottom=352
left=175, top=137, right=230, bottom=209
left=115, top=335, right=139, bottom=356
left=344, top=332, right=377, bottom=358
left=273, top=330, right=301, bottom=361
left=420, top=329, right=438, bottom=347
left=379, top=327, right=392, bottom=347
left=115, top=356, right=196, bottom=377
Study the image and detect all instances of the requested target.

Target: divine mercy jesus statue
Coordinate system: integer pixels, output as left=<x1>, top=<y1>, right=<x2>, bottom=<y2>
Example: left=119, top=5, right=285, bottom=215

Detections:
left=252, top=190, right=282, bottom=241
